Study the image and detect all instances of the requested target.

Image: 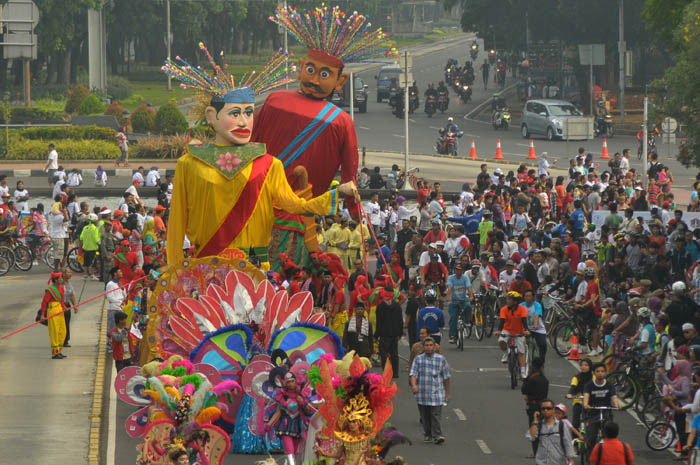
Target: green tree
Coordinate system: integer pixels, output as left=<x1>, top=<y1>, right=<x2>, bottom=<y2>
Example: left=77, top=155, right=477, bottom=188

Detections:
left=642, top=0, right=693, bottom=48
left=130, top=104, right=157, bottom=133
left=65, top=83, right=91, bottom=113
left=154, top=101, right=188, bottom=135
left=77, top=94, right=106, bottom=115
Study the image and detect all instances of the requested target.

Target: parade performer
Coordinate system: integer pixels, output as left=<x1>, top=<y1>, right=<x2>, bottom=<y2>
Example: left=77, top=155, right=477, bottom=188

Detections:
left=253, top=5, right=395, bottom=268
left=40, top=271, right=67, bottom=359
left=162, top=44, right=359, bottom=266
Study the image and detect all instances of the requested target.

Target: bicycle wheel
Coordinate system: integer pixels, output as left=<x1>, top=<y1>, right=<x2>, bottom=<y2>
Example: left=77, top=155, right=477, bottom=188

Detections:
left=66, top=247, right=84, bottom=273
left=645, top=420, right=676, bottom=451
left=509, top=351, right=518, bottom=389
left=486, top=299, right=499, bottom=337
left=606, top=371, right=637, bottom=410
left=551, top=321, right=576, bottom=357
left=42, top=244, right=55, bottom=268
left=639, top=395, right=664, bottom=428
left=457, top=322, right=464, bottom=351
left=0, top=254, right=10, bottom=276
left=578, top=438, right=588, bottom=465
left=12, top=244, right=33, bottom=271
left=0, top=245, right=15, bottom=271
left=473, top=308, right=484, bottom=341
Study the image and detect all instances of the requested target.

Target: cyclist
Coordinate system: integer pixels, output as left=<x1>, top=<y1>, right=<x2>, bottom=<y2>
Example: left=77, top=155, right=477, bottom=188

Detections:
left=575, top=267, right=602, bottom=356
left=582, top=362, right=622, bottom=449
left=422, top=253, right=448, bottom=299
left=566, top=358, right=593, bottom=432
left=446, top=264, right=474, bottom=344
left=416, top=289, right=445, bottom=343
left=523, top=289, right=547, bottom=361
left=495, top=291, right=530, bottom=378
left=633, top=306, right=656, bottom=355
left=499, top=259, right=518, bottom=294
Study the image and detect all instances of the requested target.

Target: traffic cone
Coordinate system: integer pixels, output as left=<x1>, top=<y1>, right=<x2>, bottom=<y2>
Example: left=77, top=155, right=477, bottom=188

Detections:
left=527, top=139, right=537, bottom=160
left=494, top=139, right=504, bottom=160
left=600, top=138, right=610, bottom=159
left=568, top=335, right=580, bottom=360
left=469, top=139, right=478, bottom=159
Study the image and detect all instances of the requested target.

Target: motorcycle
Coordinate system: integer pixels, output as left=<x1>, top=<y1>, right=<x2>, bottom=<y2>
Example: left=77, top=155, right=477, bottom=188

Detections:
left=488, top=49, right=497, bottom=65
left=462, top=68, right=475, bottom=86
left=390, top=89, right=404, bottom=119
left=594, top=113, right=614, bottom=138
left=445, top=67, right=453, bottom=86
left=408, top=89, right=419, bottom=114
left=436, top=129, right=463, bottom=156
left=425, top=95, right=437, bottom=118
left=492, top=107, right=511, bottom=130
left=470, top=42, right=479, bottom=61
left=637, top=133, right=656, bottom=160
left=437, top=91, right=449, bottom=113
left=458, top=83, right=472, bottom=103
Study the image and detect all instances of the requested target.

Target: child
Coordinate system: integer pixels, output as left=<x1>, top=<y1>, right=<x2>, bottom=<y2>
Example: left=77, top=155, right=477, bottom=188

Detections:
left=554, top=403, right=584, bottom=441
left=111, top=311, right=132, bottom=371
left=566, top=358, right=592, bottom=430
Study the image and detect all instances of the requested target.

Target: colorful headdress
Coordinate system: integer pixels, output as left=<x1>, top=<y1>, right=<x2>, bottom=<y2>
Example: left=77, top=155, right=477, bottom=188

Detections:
left=162, top=43, right=294, bottom=104
left=269, top=5, right=396, bottom=69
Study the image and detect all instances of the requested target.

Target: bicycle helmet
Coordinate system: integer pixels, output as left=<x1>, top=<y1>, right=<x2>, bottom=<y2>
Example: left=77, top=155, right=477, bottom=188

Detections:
left=471, top=260, right=480, bottom=267
left=672, top=281, right=687, bottom=294
left=637, top=306, right=651, bottom=318
left=507, top=291, right=522, bottom=299
left=584, top=268, right=596, bottom=279
left=425, top=289, right=437, bottom=301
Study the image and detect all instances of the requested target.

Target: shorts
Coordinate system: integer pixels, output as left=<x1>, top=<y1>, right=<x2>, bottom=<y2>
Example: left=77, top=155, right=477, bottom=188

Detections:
left=580, top=306, right=599, bottom=327
left=498, top=331, right=526, bottom=354
left=51, top=237, right=66, bottom=258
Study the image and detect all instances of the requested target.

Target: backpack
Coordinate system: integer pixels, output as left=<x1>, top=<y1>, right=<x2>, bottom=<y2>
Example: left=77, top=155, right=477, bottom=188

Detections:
left=596, top=441, right=632, bottom=465
left=534, top=419, right=565, bottom=454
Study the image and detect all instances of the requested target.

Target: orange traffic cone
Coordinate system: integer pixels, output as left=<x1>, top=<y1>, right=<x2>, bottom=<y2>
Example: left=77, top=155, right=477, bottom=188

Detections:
left=469, top=139, right=478, bottom=159
left=600, top=138, right=610, bottom=159
left=527, top=139, right=537, bottom=160
left=568, top=335, right=580, bottom=360
left=494, top=139, right=504, bottom=160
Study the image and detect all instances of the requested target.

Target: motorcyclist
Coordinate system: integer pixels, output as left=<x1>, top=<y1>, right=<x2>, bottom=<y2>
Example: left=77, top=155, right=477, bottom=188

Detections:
left=481, top=59, right=490, bottom=90
left=438, top=117, right=460, bottom=153
left=409, top=80, right=420, bottom=107
left=437, top=81, right=449, bottom=97
left=492, top=93, right=506, bottom=112
left=444, top=116, right=459, bottom=133
left=425, top=82, right=438, bottom=100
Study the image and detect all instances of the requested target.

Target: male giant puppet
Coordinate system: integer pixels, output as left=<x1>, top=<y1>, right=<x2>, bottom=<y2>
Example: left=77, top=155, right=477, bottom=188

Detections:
left=163, top=45, right=358, bottom=267
left=252, top=5, right=395, bottom=269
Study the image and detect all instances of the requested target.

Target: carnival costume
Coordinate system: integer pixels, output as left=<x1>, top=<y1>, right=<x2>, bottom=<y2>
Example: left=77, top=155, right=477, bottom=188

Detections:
left=40, top=272, right=66, bottom=357
left=253, top=6, right=395, bottom=270
left=162, top=45, right=344, bottom=267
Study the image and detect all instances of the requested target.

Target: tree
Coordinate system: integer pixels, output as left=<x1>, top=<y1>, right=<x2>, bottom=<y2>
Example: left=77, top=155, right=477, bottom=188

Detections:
left=130, top=104, right=156, bottom=133
left=642, top=0, right=693, bottom=48
left=77, top=94, right=106, bottom=115
left=154, top=101, right=188, bottom=135
left=654, top=0, right=700, bottom=166
left=65, top=84, right=91, bottom=113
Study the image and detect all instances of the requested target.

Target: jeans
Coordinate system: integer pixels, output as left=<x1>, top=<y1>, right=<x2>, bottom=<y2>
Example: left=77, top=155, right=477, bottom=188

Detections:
left=532, top=331, right=547, bottom=362
left=418, top=404, right=443, bottom=438
left=107, top=309, right=118, bottom=351
left=447, top=300, right=471, bottom=339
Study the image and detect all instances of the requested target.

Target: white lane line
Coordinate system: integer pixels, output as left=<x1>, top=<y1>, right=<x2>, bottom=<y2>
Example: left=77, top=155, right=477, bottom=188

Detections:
left=107, top=364, right=117, bottom=465
left=462, top=134, right=481, bottom=138
left=516, top=143, right=531, bottom=147
left=478, top=367, right=507, bottom=372
left=409, top=118, right=417, bottom=123
left=429, top=126, right=442, bottom=130
left=476, top=439, right=492, bottom=454
left=392, top=134, right=405, bottom=138
left=454, top=408, right=466, bottom=421
left=359, top=126, right=371, bottom=130
left=549, top=383, right=571, bottom=389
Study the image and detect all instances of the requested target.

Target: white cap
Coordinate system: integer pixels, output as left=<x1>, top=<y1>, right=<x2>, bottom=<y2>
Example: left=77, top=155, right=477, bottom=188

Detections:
left=494, top=168, right=503, bottom=175
left=576, top=262, right=587, bottom=272
left=88, top=213, right=98, bottom=222
left=435, top=241, right=445, bottom=247
left=429, top=242, right=437, bottom=248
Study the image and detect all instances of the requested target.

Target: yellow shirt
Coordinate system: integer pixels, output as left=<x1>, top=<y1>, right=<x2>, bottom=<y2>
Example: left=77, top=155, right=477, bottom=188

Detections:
left=167, top=148, right=340, bottom=264
left=349, top=223, right=370, bottom=249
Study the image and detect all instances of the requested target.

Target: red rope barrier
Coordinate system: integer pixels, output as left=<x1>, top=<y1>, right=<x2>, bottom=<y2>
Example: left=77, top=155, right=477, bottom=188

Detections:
left=1, top=275, right=147, bottom=340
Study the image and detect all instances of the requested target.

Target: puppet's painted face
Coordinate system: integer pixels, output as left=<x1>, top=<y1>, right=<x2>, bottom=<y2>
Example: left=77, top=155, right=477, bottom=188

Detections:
left=297, top=55, right=348, bottom=99
left=205, top=102, right=254, bottom=145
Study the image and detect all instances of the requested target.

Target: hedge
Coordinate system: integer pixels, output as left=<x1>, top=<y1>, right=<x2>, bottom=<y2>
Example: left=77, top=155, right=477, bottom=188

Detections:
left=130, top=104, right=156, bottom=133
left=4, top=138, right=120, bottom=160
left=77, top=94, right=106, bottom=115
left=130, top=134, right=187, bottom=159
left=65, top=84, right=90, bottom=114
left=105, top=101, right=128, bottom=127
left=154, top=102, right=188, bottom=135
left=0, top=107, right=65, bottom=124
left=18, top=125, right=116, bottom=142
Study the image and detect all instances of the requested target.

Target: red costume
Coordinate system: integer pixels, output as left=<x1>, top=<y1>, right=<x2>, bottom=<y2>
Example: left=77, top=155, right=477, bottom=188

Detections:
left=114, top=250, right=139, bottom=286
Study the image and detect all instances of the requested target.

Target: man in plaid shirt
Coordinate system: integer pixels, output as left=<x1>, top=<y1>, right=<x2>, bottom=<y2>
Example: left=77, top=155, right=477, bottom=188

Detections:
left=409, top=336, right=451, bottom=444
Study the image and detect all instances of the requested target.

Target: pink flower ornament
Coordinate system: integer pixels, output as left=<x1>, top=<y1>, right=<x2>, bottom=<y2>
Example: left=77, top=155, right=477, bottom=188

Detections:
left=216, top=151, right=241, bottom=172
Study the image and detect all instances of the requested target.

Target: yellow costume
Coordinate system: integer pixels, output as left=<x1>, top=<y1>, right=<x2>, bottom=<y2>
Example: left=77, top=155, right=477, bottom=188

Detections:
left=348, top=223, right=370, bottom=266
left=40, top=284, right=66, bottom=356
left=326, top=223, right=352, bottom=271
left=167, top=144, right=340, bottom=266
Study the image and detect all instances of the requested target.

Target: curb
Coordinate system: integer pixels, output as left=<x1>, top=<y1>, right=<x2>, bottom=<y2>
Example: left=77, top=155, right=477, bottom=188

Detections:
left=88, top=298, right=108, bottom=465
left=0, top=167, right=176, bottom=179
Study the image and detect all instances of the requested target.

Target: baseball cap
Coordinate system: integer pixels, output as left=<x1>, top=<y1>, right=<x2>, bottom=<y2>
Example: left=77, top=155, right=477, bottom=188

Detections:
left=435, top=240, right=445, bottom=247
left=120, top=239, right=130, bottom=246
left=683, top=323, right=695, bottom=332
left=555, top=403, right=567, bottom=414
left=155, top=205, right=167, bottom=211
left=428, top=242, right=437, bottom=248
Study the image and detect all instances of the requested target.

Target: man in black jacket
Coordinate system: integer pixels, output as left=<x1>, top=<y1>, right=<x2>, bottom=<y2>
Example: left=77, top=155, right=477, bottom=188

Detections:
left=476, top=163, right=491, bottom=192
left=375, top=287, right=404, bottom=378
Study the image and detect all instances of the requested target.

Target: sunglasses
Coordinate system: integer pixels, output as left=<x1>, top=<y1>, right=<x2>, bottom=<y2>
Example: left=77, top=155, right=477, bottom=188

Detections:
left=541, top=406, right=553, bottom=411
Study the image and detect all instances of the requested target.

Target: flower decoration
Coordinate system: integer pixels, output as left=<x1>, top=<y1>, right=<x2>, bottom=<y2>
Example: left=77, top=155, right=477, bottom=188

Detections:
left=216, top=151, right=241, bottom=172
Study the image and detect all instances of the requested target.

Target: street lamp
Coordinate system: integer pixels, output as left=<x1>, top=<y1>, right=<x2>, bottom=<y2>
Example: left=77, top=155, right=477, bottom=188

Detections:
left=166, top=0, right=172, bottom=91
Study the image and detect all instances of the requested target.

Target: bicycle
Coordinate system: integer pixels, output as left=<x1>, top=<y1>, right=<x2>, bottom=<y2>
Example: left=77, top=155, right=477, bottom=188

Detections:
left=550, top=311, right=600, bottom=358
left=504, top=333, right=526, bottom=389
left=480, top=285, right=501, bottom=338
left=0, top=253, right=10, bottom=276
left=604, top=348, right=658, bottom=412
left=580, top=406, right=618, bottom=465
left=0, top=236, right=33, bottom=271
left=455, top=300, right=482, bottom=350
left=645, top=407, right=677, bottom=451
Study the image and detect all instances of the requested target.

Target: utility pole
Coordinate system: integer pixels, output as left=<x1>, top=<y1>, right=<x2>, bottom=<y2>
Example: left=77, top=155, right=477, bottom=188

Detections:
left=404, top=52, right=409, bottom=182
left=166, top=0, right=172, bottom=91
left=618, top=0, right=625, bottom=125
left=349, top=71, right=354, bottom=122
left=283, top=0, right=288, bottom=89
left=643, top=94, right=648, bottom=188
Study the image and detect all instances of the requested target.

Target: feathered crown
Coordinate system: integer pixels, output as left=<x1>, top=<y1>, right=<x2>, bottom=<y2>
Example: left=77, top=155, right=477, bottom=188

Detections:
left=269, top=5, right=397, bottom=69
left=162, top=42, right=294, bottom=104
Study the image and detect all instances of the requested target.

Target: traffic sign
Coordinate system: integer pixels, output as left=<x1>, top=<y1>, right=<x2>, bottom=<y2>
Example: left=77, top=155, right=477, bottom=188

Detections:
left=399, top=73, right=413, bottom=89
left=662, top=134, right=676, bottom=144
left=662, top=117, right=678, bottom=134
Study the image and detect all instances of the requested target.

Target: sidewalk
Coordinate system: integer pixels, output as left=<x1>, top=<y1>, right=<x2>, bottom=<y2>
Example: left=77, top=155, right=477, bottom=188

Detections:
left=0, top=275, right=108, bottom=465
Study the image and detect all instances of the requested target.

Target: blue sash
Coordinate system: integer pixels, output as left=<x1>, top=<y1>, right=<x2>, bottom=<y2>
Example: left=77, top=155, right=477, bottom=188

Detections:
left=278, top=102, right=343, bottom=168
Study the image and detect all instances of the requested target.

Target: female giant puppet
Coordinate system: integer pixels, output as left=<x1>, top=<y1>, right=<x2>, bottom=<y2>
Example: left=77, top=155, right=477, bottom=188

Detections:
left=252, top=6, right=395, bottom=271
left=163, top=44, right=359, bottom=268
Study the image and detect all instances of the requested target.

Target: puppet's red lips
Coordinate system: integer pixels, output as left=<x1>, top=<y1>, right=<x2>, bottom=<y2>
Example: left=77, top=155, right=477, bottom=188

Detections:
left=232, top=129, right=251, bottom=136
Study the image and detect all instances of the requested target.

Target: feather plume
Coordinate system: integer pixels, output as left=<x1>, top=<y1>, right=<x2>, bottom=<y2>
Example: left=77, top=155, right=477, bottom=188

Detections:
left=148, top=377, right=176, bottom=409
left=190, top=378, right=213, bottom=415
left=212, top=379, right=241, bottom=396
left=165, top=386, right=182, bottom=401
left=194, top=406, right=222, bottom=424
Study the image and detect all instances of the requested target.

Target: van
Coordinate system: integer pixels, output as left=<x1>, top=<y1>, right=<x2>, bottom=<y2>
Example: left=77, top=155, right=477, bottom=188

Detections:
left=375, top=65, right=401, bottom=103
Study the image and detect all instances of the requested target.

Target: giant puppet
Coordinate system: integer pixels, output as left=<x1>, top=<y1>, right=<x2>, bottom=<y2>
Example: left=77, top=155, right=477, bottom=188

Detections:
left=162, top=45, right=359, bottom=267
left=252, top=5, right=395, bottom=270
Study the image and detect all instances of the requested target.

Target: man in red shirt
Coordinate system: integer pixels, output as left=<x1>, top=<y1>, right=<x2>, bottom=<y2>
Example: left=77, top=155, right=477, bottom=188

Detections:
left=589, top=422, right=634, bottom=465
left=576, top=267, right=602, bottom=356
left=417, top=180, right=431, bottom=205
left=509, top=272, right=532, bottom=296
left=153, top=205, right=167, bottom=236
left=114, top=240, right=139, bottom=286
left=495, top=291, right=530, bottom=378
left=564, top=230, right=580, bottom=272
left=424, top=220, right=447, bottom=244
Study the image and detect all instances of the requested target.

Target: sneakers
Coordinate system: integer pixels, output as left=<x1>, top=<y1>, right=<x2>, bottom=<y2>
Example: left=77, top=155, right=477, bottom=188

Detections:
left=51, top=353, right=66, bottom=360
left=449, top=337, right=456, bottom=344
left=434, top=436, right=445, bottom=445
left=588, top=348, right=601, bottom=357
left=501, top=353, right=508, bottom=363
left=423, top=435, right=432, bottom=443
left=520, top=367, right=528, bottom=378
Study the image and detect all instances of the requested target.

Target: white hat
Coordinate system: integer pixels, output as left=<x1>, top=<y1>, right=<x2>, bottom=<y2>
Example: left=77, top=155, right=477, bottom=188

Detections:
left=435, top=241, right=445, bottom=247
left=494, top=168, right=503, bottom=175
left=100, top=208, right=112, bottom=216
left=634, top=186, right=643, bottom=191
left=576, top=262, right=587, bottom=272
left=88, top=213, right=98, bottom=222
left=429, top=242, right=437, bottom=248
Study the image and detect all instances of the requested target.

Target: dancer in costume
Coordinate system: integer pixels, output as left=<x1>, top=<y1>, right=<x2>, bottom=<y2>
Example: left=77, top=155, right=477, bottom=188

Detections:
left=253, top=5, right=395, bottom=269
left=162, top=45, right=359, bottom=266
left=40, top=271, right=67, bottom=359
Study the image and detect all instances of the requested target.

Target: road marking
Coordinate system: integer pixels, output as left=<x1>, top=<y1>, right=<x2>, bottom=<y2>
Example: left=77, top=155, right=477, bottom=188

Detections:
left=392, top=134, right=405, bottom=138
left=478, top=367, right=507, bottom=372
left=462, top=134, right=481, bottom=138
left=107, top=364, right=117, bottom=465
left=409, top=118, right=417, bottom=123
left=549, top=383, right=570, bottom=389
left=359, top=126, right=371, bottom=130
left=429, top=126, right=442, bottom=130
left=454, top=408, right=466, bottom=421
left=476, top=439, right=492, bottom=454
left=516, top=143, right=531, bottom=148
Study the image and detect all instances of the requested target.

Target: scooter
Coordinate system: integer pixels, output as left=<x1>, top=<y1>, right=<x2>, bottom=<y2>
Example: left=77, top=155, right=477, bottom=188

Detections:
left=458, top=83, right=472, bottom=103
left=493, top=108, right=511, bottom=130
left=470, top=41, right=479, bottom=61
left=436, top=128, right=463, bottom=155
left=425, top=95, right=437, bottom=118
left=409, top=89, right=419, bottom=114
left=594, top=114, right=614, bottom=138
left=488, top=49, right=497, bottom=65
left=437, top=91, right=449, bottom=113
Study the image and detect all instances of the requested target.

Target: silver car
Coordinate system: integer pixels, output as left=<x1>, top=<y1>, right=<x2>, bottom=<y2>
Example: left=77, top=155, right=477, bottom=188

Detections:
left=520, top=99, right=592, bottom=140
